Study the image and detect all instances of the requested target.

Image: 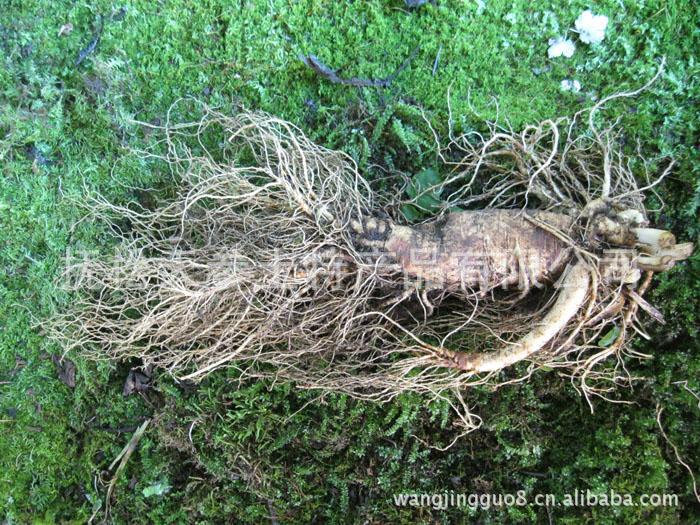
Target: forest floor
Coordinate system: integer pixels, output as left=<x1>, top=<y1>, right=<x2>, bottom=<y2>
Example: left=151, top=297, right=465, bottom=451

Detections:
left=1, top=0, right=699, bottom=523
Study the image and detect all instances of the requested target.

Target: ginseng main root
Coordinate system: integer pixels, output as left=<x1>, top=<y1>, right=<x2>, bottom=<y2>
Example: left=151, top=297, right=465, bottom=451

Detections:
left=52, top=102, right=692, bottom=431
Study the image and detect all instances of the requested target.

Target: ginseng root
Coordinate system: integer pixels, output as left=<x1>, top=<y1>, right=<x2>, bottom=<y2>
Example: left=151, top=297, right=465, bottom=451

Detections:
left=52, top=104, right=693, bottom=430
left=435, top=262, right=591, bottom=372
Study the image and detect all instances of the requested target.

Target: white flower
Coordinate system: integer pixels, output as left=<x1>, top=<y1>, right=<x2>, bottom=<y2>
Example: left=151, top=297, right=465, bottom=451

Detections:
left=560, top=79, right=581, bottom=93
left=575, top=10, right=609, bottom=44
left=547, top=37, right=576, bottom=58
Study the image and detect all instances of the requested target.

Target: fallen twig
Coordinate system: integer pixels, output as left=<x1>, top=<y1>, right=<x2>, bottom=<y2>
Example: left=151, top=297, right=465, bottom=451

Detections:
left=301, top=47, right=418, bottom=87
left=432, top=45, right=442, bottom=76
left=90, top=419, right=151, bottom=523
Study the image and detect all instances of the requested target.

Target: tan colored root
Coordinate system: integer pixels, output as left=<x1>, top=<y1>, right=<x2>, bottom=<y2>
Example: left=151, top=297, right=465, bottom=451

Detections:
left=52, top=94, right=687, bottom=433
left=633, top=228, right=676, bottom=249
left=436, top=262, right=591, bottom=372
left=54, top=107, right=472, bottom=405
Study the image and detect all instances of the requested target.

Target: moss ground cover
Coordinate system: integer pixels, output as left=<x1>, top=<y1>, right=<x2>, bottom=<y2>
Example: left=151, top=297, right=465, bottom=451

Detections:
left=1, top=1, right=698, bottom=522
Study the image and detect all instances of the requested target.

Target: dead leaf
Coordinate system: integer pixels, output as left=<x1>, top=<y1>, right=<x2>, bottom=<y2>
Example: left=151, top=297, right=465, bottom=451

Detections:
left=52, top=355, right=76, bottom=388
left=76, top=17, right=103, bottom=66
left=123, top=369, right=151, bottom=396
left=58, top=23, right=73, bottom=37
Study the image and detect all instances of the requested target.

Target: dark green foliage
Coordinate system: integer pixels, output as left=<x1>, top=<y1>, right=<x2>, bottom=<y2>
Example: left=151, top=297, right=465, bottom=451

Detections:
left=1, top=0, right=699, bottom=523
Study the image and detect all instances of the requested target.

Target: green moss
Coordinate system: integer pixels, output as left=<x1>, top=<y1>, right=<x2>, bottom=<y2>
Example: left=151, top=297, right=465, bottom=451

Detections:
left=1, top=0, right=699, bottom=523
